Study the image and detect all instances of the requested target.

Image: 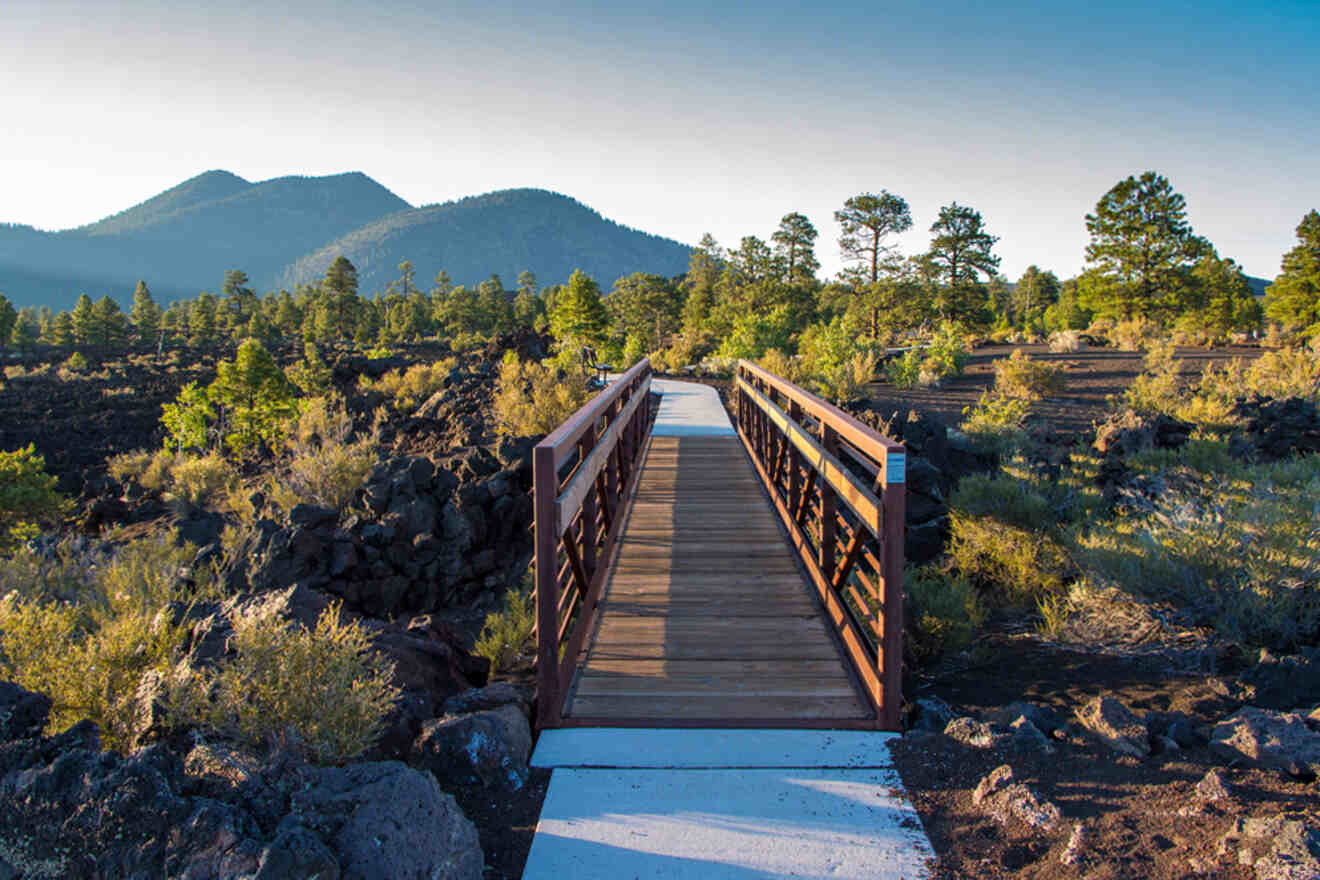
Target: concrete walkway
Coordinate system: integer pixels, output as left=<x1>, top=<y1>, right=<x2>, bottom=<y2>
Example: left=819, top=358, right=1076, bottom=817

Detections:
left=521, top=377, right=933, bottom=879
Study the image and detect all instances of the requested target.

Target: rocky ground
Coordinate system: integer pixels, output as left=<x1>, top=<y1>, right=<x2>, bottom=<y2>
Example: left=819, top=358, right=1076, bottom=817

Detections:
left=0, top=334, right=556, bottom=878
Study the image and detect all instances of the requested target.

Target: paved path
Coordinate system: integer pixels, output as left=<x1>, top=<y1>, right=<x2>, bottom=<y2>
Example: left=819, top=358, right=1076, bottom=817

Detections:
left=521, top=377, right=933, bottom=879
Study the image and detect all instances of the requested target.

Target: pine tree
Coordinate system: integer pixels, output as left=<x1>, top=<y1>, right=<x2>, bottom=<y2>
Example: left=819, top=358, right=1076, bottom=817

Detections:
left=130, top=280, right=162, bottom=345
left=835, top=192, right=912, bottom=284
left=549, top=270, right=609, bottom=348
left=926, top=203, right=1000, bottom=323
left=1264, top=210, right=1320, bottom=338
left=191, top=293, right=218, bottom=346
left=71, top=294, right=95, bottom=345
left=90, top=296, right=129, bottom=347
left=772, top=212, right=821, bottom=284
left=0, top=294, right=16, bottom=347
left=208, top=339, right=297, bottom=450
left=1083, top=171, right=1203, bottom=321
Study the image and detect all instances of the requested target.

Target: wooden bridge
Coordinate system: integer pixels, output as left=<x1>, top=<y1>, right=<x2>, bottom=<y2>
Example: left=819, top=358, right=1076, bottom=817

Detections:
left=533, top=357, right=906, bottom=731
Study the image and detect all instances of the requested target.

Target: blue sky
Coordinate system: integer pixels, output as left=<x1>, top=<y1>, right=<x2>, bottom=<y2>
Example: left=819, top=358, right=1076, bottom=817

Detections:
left=2, top=0, right=1317, bottom=282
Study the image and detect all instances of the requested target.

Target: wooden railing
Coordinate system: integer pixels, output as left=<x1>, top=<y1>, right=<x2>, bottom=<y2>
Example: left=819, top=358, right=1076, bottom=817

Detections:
left=734, top=360, right=907, bottom=730
left=534, top=358, right=653, bottom=728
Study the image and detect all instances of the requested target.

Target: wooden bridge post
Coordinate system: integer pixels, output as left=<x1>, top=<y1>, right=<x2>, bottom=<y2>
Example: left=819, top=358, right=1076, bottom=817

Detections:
left=880, top=451, right=906, bottom=730
left=819, top=423, right=837, bottom=584
left=534, top=445, right=563, bottom=728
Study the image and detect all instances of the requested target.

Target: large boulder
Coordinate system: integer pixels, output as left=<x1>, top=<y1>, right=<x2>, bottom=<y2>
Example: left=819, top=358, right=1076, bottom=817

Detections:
left=410, top=704, right=533, bottom=790
left=1076, top=695, right=1150, bottom=758
left=288, top=761, right=483, bottom=880
left=1231, top=396, right=1320, bottom=462
left=1210, top=707, right=1320, bottom=777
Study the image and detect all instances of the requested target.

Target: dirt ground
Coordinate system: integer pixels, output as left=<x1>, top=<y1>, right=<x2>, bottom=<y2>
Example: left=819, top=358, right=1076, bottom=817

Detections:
left=864, top=342, right=1265, bottom=436
left=891, top=625, right=1318, bottom=879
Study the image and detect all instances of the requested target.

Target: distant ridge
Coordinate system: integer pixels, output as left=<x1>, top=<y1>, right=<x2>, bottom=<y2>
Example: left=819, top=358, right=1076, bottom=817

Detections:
left=0, top=174, right=692, bottom=310
left=77, top=170, right=253, bottom=237
left=275, top=188, right=693, bottom=294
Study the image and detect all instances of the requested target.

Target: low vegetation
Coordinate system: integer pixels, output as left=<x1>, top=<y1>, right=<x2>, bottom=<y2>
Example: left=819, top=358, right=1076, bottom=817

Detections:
left=492, top=353, right=594, bottom=436
left=473, top=573, right=536, bottom=673
left=168, top=603, right=399, bottom=764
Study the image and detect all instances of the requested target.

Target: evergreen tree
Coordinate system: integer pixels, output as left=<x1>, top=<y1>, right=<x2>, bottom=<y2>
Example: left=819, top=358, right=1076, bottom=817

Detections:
left=71, top=294, right=95, bottom=345
left=772, top=212, right=821, bottom=284
left=50, top=311, right=75, bottom=347
left=608, top=273, right=681, bottom=351
left=208, top=339, right=297, bottom=450
left=273, top=291, right=303, bottom=338
left=835, top=191, right=912, bottom=284
left=221, top=269, right=258, bottom=332
left=1083, top=171, right=1203, bottom=321
left=1264, top=209, right=1320, bottom=338
left=130, top=280, right=162, bottom=345
left=549, top=270, right=609, bottom=348
left=0, top=294, right=16, bottom=347
left=1012, top=266, right=1060, bottom=327
left=89, top=296, right=129, bottom=346
left=9, top=319, right=35, bottom=351
left=316, top=256, right=360, bottom=340
left=191, top=292, right=219, bottom=346
left=1184, top=252, right=1261, bottom=340
left=926, top=203, right=1000, bottom=323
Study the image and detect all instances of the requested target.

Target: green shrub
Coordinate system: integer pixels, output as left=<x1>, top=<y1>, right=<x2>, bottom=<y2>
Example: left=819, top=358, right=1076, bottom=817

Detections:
left=0, top=537, right=211, bottom=751
left=1123, top=340, right=1184, bottom=415
left=1107, top=316, right=1159, bottom=351
left=993, top=349, right=1066, bottom=400
left=884, top=348, right=925, bottom=388
left=1074, top=455, right=1320, bottom=650
left=287, top=342, right=333, bottom=396
left=278, top=395, right=378, bottom=513
left=474, top=579, right=536, bottom=672
left=63, top=352, right=89, bottom=373
left=905, top=565, right=986, bottom=662
left=167, top=452, right=237, bottom=512
left=169, top=603, right=399, bottom=764
left=368, top=360, right=455, bottom=412
left=950, top=471, right=1053, bottom=529
left=758, top=348, right=805, bottom=385
left=950, top=513, right=1071, bottom=605
left=0, top=444, right=68, bottom=550
left=959, top=392, right=1029, bottom=454
left=493, top=355, right=594, bottom=436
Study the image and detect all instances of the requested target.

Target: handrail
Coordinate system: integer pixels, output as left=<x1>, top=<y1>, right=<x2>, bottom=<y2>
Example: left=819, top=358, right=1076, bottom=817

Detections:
left=734, top=359, right=906, bottom=730
left=534, top=357, right=653, bottom=728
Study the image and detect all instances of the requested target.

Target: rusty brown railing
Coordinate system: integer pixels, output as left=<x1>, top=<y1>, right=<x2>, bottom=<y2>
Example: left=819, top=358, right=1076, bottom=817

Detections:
left=734, top=360, right=907, bottom=729
left=534, top=357, right=653, bottom=728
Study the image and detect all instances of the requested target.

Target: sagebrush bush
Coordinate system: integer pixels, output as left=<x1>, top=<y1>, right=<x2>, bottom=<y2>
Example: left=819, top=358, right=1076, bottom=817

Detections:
left=950, top=472, right=1054, bottom=530
left=758, top=348, right=805, bottom=385
left=0, top=537, right=211, bottom=751
left=1107, top=316, right=1159, bottom=351
left=493, top=355, right=594, bottom=436
left=993, top=349, right=1066, bottom=400
left=959, top=392, right=1029, bottom=454
left=473, top=579, right=536, bottom=672
left=1048, top=330, right=1084, bottom=353
left=905, top=565, right=986, bottom=661
left=169, top=603, right=399, bottom=764
left=167, top=452, right=237, bottom=511
left=1074, top=455, right=1320, bottom=650
left=367, top=360, right=456, bottom=412
left=1123, top=340, right=1184, bottom=415
left=951, top=514, right=1071, bottom=606
left=273, top=395, right=379, bottom=513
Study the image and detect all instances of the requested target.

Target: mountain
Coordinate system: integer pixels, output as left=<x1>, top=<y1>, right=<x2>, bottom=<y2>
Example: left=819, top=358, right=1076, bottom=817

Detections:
left=275, top=188, right=693, bottom=295
left=0, top=172, right=411, bottom=308
left=0, top=176, right=693, bottom=311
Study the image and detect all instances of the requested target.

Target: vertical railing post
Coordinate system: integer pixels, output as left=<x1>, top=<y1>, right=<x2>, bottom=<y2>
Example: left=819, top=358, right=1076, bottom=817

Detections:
left=533, top=445, right=562, bottom=728
left=819, top=423, right=837, bottom=584
left=880, top=449, right=906, bottom=729
left=580, top=431, right=598, bottom=579
left=788, top=400, right=802, bottom=525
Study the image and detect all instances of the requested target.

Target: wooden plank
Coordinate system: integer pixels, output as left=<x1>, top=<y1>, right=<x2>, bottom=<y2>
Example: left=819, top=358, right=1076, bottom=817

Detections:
left=581, top=659, right=854, bottom=677
left=567, top=694, right=869, bottom=720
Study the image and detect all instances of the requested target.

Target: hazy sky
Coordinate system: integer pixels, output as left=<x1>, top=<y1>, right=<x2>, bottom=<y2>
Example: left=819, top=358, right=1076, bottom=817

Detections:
left=3, top=0, right=1317, bottom=282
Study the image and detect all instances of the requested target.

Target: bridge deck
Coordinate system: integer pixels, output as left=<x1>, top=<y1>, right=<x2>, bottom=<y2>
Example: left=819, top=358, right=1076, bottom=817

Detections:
left=563, top=434, right=871, bottom=724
